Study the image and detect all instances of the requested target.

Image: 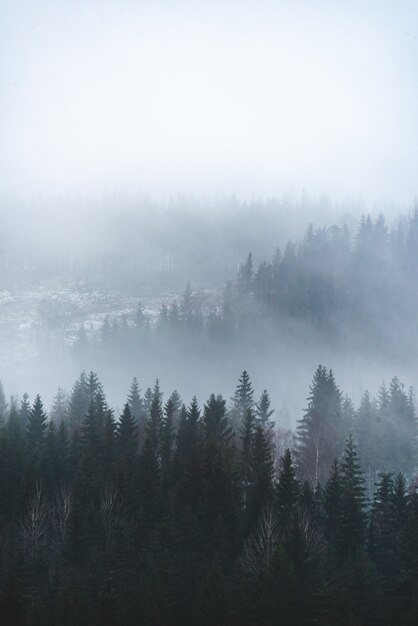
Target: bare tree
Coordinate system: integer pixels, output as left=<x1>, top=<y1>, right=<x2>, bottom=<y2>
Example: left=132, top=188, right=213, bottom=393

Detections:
left=51, top=486, right=72, bottom=556
left=17, top=482, right=49, bottom=560
left=241, top=507, right=280, bottom=577
left=100, top=485, right=123, bottom=550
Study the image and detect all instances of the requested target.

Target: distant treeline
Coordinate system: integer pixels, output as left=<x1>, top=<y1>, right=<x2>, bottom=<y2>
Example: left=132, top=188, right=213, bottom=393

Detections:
left=0, top=366, right=417, bottom=624
left=0, top=193, right=345, bottom=289
left=73, top=208, right=418, bottom=363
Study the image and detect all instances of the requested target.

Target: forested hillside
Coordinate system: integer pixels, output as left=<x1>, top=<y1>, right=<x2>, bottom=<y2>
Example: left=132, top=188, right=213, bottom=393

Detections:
left=0, top=367, right=417, bottom=625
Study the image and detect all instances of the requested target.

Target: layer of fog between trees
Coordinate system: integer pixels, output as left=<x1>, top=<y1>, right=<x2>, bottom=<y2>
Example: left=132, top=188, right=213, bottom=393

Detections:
left=1, top=194, right=418, bottom=429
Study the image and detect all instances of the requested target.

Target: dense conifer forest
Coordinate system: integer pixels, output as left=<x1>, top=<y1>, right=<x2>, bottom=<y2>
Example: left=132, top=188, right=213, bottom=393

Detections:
left=74, top=209, right=418, bottom=365
left=0, top=364, right=417, bottom=625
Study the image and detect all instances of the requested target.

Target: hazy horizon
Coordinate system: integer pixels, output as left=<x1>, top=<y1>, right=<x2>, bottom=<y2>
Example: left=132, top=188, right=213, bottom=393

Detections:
left=1, top=0, right=418, bottom=203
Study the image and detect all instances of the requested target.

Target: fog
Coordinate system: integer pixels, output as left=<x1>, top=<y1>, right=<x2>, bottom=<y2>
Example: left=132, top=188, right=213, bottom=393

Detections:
left=1, top=0, right=418, bottom=202
left=1, top=0, right=418, bottom=416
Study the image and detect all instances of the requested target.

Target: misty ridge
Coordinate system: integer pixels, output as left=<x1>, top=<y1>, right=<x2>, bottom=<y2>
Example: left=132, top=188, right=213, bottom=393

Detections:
left=1, top=195, right=418, bottom=416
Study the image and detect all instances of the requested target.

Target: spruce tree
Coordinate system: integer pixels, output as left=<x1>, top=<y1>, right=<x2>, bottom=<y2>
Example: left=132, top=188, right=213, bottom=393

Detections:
left=19, top=392, right=31, bottom=428
left=127, top=377, right=142, bottom=421
left=296, top=365, right=342, bottom=487
left=68, top=372, right=89, bottom=430
left=369, top=472, right=396, bottom=576
left=117, top=403, right=138, bottom=460
left=249, top=424, right=274, bottom=527
left=323, top=459, right=341, bottom=541
left=231, top=370, right=254, bottom=432
left=50, top=386, right=69, bottom=424
left=26, top=395, right=48, bottom=449
left=338, top=435, right=367, bottom=557
left=275, top=449, right=300, bottom=527
left=256, top=390, right=275, bottom=429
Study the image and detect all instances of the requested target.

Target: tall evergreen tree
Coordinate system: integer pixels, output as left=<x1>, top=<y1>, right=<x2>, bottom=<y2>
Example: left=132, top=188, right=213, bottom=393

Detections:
left=338, top=435, right=367, bottom=557
left=231, top=370, right=255, bottom=432
left=50, top=386, right=69, bottom=424
left=296, top=365, right=342, bottom=486
left=255, top=390, right=275, bottom=429
left=19, top=392, right=31, bottom=428
left=275, top=449, right=300, bottom=527
left=26, top=395, right=48, bottom=449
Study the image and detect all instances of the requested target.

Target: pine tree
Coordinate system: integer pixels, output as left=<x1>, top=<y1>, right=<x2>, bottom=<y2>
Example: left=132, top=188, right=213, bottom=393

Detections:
left=240, top=408, right=257, bottom=501
left=50, top=386, right=69, bottom=424
left=231, top=370, right=255, bottom=432
left=116, top=403, right=138, bottom=514
left=355, top=390, right=379, bottom=493
left=161, top=396, right=176, bottom=495
left=256, top=390, right=275, bottom=429
left=117, top=403, right=138, bottom=460
left=203, top=394, right=237, bottom=541
left=26, top=395, right=48, bottom=449
left=127, top=377, right=142, bottom=421
left=369, top=473, right=396, bottom=576
left=337, top=435, right=367, bottom=557
left=386, top=377, right=417, bottom=476
left=237, top=252, right=253, bottom=293
left=68, top=372, right=89, bottom=430
left=146, top=380, right=163, bottom=462
left=323, top=459, right=341, bottom=540
left=174, top=398, right=202, bottom=508
left=249, top=424, right=274, bottom=527
left=19, top=392, right=31, bottom=428
left=296, top=365, right=343, bottom=486
left=275, top=449, right=300, bottom=527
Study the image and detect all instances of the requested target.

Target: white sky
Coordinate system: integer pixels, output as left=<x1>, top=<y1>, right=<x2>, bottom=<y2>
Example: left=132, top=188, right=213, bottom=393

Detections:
left=1, top=0, right=417, bottom=203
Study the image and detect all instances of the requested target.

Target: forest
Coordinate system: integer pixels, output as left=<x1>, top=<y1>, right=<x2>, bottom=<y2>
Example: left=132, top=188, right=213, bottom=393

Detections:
left=0, top=363, right=417, bottom=625
left=3, top=0, right=418, bottom=623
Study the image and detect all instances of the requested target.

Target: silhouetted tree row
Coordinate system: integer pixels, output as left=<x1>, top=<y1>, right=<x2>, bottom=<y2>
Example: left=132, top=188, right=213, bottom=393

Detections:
left=0, top=366, right=417, bottom=624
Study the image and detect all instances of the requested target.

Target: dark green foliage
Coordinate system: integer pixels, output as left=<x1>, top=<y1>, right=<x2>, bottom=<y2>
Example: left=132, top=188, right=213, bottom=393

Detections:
left=26, top=395, right=48, bottom=449
left=275, top=449, right=300, bottom=527
left=337, top=435, right=367, bottom=557
left=0, top=371, right=416, bottom=625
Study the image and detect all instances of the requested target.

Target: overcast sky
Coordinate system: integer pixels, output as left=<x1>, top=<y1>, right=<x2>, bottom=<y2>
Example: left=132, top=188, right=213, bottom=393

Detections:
left=1, top=0, right=417, bottom=203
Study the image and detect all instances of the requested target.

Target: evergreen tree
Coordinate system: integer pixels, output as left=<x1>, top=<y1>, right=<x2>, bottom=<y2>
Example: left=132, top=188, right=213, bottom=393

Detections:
left=231, top=370, right=255, bottom=432
left=237, top=252, right=253, bottom=293
left=275, top=449, right=300, bottom=527
left=249, top=424, right=274, bottom=526
left=174, top=398, right=202, bottom=509
left=50, top=386, right=69, bottom=424
left=369, top=473, right=396, bottom=576
left=26, top=395, right=48, bottom=449
left=323, top=459, right=341, bottom=541
left=146, top=380, right=163, bottom=462
left=68, top=371, right=89, bottom=430
left=161, top=396, right=176, bottom=495
left=19, top=392, right=31, bottom=428
left=117, top=403, right=138, bottom=460
left=338, top=435, right=367, bottom=557
left=355, top=390, right=379, bottom=493
left=255, top=390, right=275, bottom=429
left=296, top=365, right=342, bottom=486
left=127, top=377, right=142, bottom=421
